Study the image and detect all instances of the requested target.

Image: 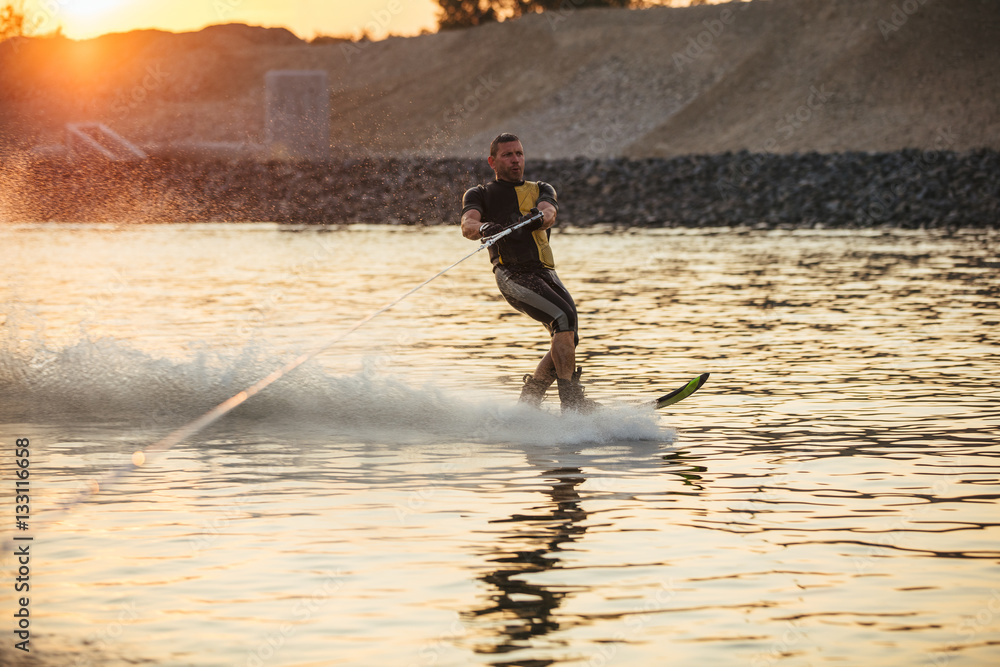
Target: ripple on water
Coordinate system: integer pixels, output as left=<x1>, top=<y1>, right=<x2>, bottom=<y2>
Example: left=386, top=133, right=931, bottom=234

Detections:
left=0, top=225, right=998, bottom=667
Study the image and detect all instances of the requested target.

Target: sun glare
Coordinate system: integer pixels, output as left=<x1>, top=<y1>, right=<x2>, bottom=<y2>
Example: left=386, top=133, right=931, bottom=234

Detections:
left=25, top=0, right=439, bottom=42
left=56, top=0, right=131, bottom=37
left=61, top=0, right=128, bottom=19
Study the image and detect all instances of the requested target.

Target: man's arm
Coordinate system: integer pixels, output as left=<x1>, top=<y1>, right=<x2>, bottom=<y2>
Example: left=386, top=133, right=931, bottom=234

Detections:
left=461, top=208, right=483, bottom=241
left=537, top=201, right=557, bottom=230
left=536, top=182, right=558, bottom=230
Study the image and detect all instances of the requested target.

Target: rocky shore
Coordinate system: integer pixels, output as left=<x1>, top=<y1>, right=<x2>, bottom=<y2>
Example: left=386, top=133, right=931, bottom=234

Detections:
left=2, top=149, right=997, bottom=227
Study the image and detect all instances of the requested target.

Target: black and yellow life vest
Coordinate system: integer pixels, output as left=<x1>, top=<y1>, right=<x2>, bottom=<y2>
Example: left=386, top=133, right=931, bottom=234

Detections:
left=462, top=179, right=559, bottom=269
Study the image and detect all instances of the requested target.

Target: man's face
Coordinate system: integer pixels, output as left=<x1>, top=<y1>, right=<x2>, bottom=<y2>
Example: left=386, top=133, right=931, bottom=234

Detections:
left=489, top=140, right=525, bottom=182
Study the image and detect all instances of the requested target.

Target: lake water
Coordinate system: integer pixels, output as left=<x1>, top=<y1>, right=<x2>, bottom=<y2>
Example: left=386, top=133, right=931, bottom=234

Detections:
left=1, top=224, right=998, bottom=667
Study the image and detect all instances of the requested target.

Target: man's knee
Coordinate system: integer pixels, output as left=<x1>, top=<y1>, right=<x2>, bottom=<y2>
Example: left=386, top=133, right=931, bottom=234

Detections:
left=552, top=329, right=579, bottom=347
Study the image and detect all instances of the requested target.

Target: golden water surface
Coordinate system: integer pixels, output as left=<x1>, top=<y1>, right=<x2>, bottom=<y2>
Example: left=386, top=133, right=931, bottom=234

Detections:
left=1, top=224, right=998, bottom=666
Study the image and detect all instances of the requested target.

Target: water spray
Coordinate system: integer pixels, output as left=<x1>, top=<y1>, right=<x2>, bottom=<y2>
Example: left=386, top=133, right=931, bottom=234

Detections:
left=54, top=211, right=545, bottom=512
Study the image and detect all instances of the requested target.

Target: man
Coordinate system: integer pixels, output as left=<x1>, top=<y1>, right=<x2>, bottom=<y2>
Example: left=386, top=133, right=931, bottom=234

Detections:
left=460, top=132, right=597, bottom=413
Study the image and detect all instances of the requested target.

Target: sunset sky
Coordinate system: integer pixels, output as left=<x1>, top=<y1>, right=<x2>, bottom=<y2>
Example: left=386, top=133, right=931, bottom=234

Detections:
left=23, top=0, right=442, bottom=41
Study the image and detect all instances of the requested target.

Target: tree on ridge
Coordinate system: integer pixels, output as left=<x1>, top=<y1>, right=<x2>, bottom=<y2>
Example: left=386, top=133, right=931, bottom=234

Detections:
left=436, top=0, right=637, bottom=30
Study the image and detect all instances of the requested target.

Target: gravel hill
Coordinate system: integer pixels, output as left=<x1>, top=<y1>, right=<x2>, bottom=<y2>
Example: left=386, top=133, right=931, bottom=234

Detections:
left=0, top=0, right=996, bottom=159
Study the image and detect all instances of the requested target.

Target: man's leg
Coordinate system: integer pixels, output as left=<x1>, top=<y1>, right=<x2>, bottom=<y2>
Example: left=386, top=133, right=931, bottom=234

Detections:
left=530, top=330, right=576, bottom=381
left=524, top=330, right=595, bottom=414
left=551, top=331, right=597, bottom=413
left=550, top=330, right=576, bottom=380
left=494, top=266, right=583, bottom=405
left=532, top=350, right=557, bottom=383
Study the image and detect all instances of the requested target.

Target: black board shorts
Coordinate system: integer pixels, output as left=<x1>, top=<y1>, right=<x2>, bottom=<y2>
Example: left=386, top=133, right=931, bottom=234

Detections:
left=494, top=265, right=579, bottom=344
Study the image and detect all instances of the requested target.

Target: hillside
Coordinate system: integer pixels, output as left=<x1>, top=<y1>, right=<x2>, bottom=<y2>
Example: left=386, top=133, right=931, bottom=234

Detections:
left=0, top=0, right=996, bottom=159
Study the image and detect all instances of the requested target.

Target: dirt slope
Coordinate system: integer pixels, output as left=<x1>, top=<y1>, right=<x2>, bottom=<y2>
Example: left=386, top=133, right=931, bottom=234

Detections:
left=0, top=0, right=996, bottom=159
left=624, top=0, right=999, bottom=158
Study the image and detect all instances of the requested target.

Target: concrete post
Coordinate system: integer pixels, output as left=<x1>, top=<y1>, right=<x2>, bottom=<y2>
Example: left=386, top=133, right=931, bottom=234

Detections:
left=264, top=70, right=330, bottom=160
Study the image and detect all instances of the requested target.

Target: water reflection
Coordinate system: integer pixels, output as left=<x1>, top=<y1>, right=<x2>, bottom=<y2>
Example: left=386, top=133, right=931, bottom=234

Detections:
left=661, top=449, right=706, bottom=489
left=463, top=446, right=709, bottom=663
left=467, top=467, right=588, bottom=662
left=1, top=225, right=998, bottom=667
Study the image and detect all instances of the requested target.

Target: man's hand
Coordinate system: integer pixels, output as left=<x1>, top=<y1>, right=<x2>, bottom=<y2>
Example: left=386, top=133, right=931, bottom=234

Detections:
left=478, top=221, right=507, bottom=238
left=480, top=210, right=541, bottom=240
left=461, top=208, right=483, bottom=240
left=518, top=207, right=545, bottom=232
left=537, top=201, right=557, bottom=229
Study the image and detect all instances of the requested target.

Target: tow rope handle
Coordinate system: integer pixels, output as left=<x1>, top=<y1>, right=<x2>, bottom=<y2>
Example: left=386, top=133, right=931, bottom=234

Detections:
left=480, top=210, right=545, bottom=249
